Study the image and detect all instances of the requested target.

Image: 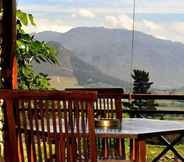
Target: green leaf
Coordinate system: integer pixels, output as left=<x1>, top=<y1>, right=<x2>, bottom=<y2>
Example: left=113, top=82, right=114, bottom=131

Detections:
left=16, top=10, right=28, bottom=26
left=16, top=10, right=59, bottom=90
left=28, top=14, right=36, bottom=26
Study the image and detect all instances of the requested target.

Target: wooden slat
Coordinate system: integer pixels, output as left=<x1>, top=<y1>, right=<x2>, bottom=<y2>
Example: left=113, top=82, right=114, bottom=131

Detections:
left=39, top=100, right=47, bottom=162
left=45, top=99, right=53, bottom=161
left=16, top=101, right=25, bottom=162
left=9, top=90, right=97, bottom=162
left=27, top=100, right=36, bottom=162
left=66, top=88, right=125, bottom=160
left=20, top=100, right=29, bottom=161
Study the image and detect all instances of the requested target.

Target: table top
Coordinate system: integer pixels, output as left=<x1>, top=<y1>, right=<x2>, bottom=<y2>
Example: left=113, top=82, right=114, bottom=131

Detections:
left=96, top=118, right=184, bottom=138
left=19, top=118, right=184, bottom=139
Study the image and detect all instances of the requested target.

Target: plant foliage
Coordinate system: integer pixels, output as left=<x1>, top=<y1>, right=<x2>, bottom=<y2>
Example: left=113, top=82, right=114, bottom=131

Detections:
left=16, top=10, right=58, bottom=89
left=131, top=69, right=157, bottom=111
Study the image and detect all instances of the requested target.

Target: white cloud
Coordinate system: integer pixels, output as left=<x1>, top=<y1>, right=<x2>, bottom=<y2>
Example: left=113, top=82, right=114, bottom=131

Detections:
left=171, top=22, right=184, bottom=34
left=143, top=20, right=162, bottom=31
left=141, top=20, right=167, bottom=39
left=105, top=15, right=133, bottom=30
left=18, top=1, right=184, bottom=14
left=24, top=18, right=73, bottom=33
left=141, top=20, right=184, bottom=43
left=18, top=4, right=76, bottom=14
left=104, top=14, right=184, bottom=43
left=134, top=2, right=184, bottom=13
left=18, top=1, right=184, bottom=43
left=77, top=9, right=95, bottom=18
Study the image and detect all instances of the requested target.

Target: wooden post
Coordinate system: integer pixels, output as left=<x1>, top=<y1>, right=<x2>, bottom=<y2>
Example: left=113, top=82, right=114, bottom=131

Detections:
left=2, top=0, right=18, bottom=161
left=0, top=90, right=19, bottom=162
left=3, top=93, right=19, bottom=162
left=2, top=0, right=17, bottom=89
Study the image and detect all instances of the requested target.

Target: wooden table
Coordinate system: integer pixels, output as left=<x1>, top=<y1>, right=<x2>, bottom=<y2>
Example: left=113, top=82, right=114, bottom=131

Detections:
left=20, top=118, right=184, bottom=162
left=96, top=118, right=184, bottom=162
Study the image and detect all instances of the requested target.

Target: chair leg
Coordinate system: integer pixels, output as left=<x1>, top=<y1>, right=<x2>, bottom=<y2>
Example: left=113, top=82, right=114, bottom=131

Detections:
left=114, top=138, right=126, bottom=159
left=130, top=139, right=135, bottom=161
left=102, top=138, right=109, bottom=159
left=56, top=136, right=65, bottom=162
left=26, top=134, right=36, bottom=162
left=134, top=139, right=146, bottom=162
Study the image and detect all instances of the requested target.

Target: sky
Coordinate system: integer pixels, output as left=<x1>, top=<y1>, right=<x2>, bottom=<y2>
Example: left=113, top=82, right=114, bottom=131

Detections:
left=17, top=0, right=184, bottom=43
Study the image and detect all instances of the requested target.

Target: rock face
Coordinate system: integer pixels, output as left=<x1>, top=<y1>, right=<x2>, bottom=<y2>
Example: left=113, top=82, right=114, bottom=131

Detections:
left=36, top=27, right=184, bottom=89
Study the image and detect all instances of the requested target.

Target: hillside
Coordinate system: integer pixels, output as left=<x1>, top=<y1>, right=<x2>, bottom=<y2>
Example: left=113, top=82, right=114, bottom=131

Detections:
left=33, top=41, right=129, bottom=89
left=36, top=27, right=184, bottom=89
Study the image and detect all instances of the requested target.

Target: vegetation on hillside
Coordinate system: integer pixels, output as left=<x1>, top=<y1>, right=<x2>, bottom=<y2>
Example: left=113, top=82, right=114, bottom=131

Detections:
left=131, top=69, right=158, bottom=111
left=123, top=69, right=158, bottom=118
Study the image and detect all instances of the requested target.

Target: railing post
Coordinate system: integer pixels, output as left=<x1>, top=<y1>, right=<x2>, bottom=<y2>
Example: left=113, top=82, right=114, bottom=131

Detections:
left=4, top=93, right=19, bottom=162
left=2, top=0, right=17, bottom=89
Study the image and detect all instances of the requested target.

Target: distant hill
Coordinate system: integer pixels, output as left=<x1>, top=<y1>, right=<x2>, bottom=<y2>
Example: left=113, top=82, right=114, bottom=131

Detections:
left=36, top=27, right=184, bottom=89
left=33, top=41, right=129, bottom=89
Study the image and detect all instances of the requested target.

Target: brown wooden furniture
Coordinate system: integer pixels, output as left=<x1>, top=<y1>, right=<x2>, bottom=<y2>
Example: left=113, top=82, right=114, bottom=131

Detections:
left=96, top=118, right=184, bottom=162
left=66, top=88, right=125, bottom=160
left=66, top=88, right=123, bottom=118
left=4, top=90, right=97, bottom=162
left=4, top=91, right=184, bottom=162
left=122, top=93, right=184, bottom=161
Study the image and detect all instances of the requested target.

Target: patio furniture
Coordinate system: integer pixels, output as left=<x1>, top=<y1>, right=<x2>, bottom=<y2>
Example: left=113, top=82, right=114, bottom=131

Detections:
left=5, top=90, right=184, bottom=162
left=96, top=118, right=184, bottom=162
left=66, top=88, right=125, bottom=160
left=9, top=90, right=97, bottom=162
left=123, top=93, right=184, bottom=161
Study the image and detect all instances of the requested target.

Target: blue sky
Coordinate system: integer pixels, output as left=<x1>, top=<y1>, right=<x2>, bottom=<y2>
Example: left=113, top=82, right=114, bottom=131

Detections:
left=17, top=0, right=184, bottom=43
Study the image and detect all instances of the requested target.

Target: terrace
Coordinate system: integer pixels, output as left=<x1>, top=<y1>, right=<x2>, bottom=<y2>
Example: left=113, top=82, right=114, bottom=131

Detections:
left=1, top=1, right=184, bottom=162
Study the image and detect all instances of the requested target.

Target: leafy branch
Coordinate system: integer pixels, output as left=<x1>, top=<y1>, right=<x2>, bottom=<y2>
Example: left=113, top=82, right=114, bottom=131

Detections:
left=16, top=10, right=58, bottom=89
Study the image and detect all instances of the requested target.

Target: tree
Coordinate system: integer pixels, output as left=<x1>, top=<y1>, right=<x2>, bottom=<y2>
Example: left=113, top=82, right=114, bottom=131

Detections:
left=16, top=10, right=58, bottom=89
left=131, top=69, right=157, bottom=111
left=132, top=69, right=153, bottom=94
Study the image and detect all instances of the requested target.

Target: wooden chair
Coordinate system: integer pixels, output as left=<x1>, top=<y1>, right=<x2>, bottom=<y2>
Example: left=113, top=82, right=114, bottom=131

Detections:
left=11, top=90, right=97, bottom=162
left=66, top=88, right=126, bottom=160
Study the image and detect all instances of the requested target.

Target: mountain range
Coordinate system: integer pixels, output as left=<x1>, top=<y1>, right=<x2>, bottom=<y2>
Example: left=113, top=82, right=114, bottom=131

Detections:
left=35, top=27, right=184, bottom=89
left=33, top=41, right=129, bottom=89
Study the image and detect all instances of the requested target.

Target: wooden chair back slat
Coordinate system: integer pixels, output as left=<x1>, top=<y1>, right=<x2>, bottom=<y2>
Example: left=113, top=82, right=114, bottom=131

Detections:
left=65, top=88, right=124, bottom=160
left=66, top=88, right=124, bottom=119
left=5, top=90, right=97, bottom=162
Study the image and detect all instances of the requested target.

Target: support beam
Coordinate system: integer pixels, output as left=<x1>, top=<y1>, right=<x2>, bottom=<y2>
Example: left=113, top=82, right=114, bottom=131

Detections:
left=1, top=1, right=18, bottom=162
left=2, top=0, right=17, bottom=89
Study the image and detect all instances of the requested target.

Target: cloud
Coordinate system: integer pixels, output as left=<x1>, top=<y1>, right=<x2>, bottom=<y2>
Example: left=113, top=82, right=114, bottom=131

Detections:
left=18, top=4, right=76, bottom=14
left=104, top=14, right=184, bottom=43
left=18, top=1, right=184, bottom=14
left=141, top=20, right=169, bottom=40
left=105, top=15, right=133, bottom=30
left=143, top=20, right=162, bottom=31
left=128, top=1, right=184, bottom=13
left=141, top=20, right=184, bottom=43
left=18, top=1, right=184, bottom=43
left=77, top=9, right=96, bottom=18
left=24, top=18, right=73, bottom=33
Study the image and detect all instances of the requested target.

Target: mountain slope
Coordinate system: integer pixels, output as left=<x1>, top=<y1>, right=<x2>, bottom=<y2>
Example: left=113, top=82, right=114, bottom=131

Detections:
left=36, top=27, right=184, bottom=88
left=33, top=41, right=129, bottom=89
